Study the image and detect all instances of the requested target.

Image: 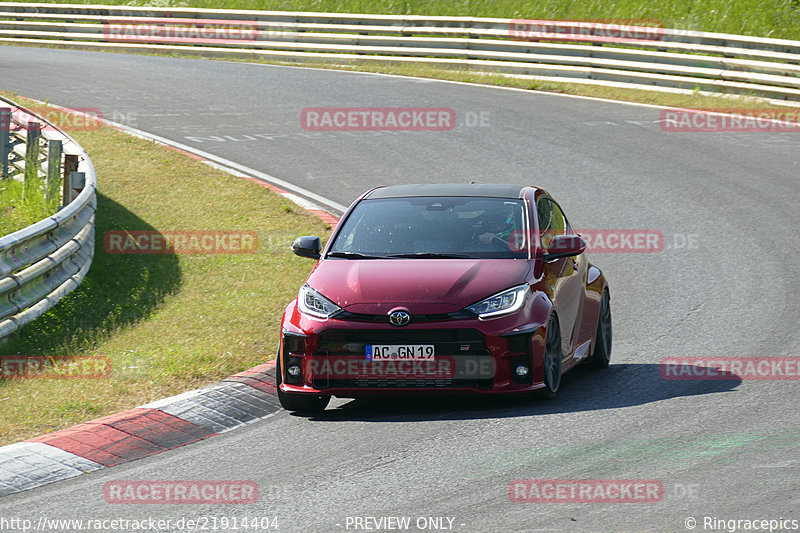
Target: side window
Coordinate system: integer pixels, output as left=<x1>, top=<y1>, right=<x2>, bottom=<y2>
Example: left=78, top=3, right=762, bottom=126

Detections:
left=536, top=197, right=553, bottom=247
left=536, top=198, right=568, bottom=249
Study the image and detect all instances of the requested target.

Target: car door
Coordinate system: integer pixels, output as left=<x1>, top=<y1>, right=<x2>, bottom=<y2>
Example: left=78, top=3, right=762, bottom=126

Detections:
left=537, top=196, right=586, bottom=359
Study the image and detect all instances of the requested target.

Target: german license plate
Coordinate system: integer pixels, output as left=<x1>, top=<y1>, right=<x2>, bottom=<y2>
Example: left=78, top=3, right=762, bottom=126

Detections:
left=366, top=344, right=435, bottom=361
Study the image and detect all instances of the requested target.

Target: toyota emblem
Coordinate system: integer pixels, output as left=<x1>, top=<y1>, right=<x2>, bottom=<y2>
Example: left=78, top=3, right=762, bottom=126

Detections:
left=388, top=310, right=411, bottom=327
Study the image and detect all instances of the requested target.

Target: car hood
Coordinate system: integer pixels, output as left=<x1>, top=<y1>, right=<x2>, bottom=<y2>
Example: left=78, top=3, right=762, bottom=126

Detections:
left=306, top=259, right=531, bottom=314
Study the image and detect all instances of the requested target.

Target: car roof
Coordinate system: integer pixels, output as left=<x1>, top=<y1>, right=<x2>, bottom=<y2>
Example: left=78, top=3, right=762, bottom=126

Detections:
left=364, top=184, right=529, bottom=199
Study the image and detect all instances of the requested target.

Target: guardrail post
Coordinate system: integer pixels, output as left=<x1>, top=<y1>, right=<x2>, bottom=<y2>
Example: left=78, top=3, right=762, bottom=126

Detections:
left=46, top=140, right=63, bottom=207
left=24, top=121, right=41, bottom=185
left=0, top=108, right=10, bottom=180
left=61, top=154, right=78, bottom=208
left=68, top=171, right=85, bottom=204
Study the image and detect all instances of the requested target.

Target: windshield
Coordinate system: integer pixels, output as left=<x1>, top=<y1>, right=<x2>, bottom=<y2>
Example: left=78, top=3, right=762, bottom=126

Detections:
left=328, top=196, right=528, bottom=259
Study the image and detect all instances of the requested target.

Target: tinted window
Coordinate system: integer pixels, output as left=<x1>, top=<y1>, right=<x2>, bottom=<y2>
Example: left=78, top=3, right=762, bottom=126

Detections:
left=329, top=197, right=528, bottom=259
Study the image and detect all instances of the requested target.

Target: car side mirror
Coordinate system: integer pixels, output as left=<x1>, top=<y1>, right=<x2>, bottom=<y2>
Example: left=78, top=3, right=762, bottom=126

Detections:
left=291, top=236, right=321, bottom=259
left=543, top=234, right=586, bottom=261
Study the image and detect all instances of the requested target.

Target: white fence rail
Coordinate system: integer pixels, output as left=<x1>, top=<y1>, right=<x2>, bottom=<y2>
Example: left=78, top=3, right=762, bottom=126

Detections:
left=0, top=95, right=96, bottom=341
left=0, top=2, right=799, bottom=102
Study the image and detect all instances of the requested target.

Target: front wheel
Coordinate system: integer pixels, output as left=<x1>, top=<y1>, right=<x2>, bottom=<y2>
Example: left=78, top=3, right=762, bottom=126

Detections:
left=537, top=314, right=562, bottom=400
left=276, top=355, right=330, bottom=414
left=590, top=289, right=612, bottom=369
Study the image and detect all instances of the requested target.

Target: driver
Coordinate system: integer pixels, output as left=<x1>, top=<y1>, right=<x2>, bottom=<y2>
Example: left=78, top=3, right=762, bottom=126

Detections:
left=478, top=210, right=515, bottom=246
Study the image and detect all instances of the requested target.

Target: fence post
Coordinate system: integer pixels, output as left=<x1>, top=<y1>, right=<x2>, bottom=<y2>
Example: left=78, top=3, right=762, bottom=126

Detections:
left=25, top=121, right=40, bottom=163
left=68, top=171, right=86, bottom=204
left=61, top=154, right=79, bottom=208
left=0, top=108, right=10, bottom=180
left=24, top=121, right=41, bottom=191
left=46, top=140, right=63, bottom=207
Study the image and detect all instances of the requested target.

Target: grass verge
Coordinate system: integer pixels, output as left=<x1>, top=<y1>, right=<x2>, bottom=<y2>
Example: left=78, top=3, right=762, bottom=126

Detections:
left=0, top=170, right=58, bottom=236
left=0, top=93, right=331, bottom=446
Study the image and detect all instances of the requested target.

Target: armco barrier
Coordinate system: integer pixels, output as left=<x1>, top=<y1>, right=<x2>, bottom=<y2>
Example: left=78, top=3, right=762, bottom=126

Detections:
left=0, top=3, right=799, bottom=102
left=0, top=95, right=96, bottom=341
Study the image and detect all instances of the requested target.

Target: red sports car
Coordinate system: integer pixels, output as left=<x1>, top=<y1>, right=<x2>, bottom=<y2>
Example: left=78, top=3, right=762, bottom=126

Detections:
left=277, top=184, right=611, bottom=413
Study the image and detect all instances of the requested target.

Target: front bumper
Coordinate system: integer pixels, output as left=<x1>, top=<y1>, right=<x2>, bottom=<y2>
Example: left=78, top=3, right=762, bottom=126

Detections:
left=278, top=300, right=549, bottom=398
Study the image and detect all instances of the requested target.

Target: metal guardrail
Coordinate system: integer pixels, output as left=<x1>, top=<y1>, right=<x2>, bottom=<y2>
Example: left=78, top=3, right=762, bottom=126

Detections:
left=0, top=95, right=96, bottom=341
left=0, top=3, right=799, bottom=102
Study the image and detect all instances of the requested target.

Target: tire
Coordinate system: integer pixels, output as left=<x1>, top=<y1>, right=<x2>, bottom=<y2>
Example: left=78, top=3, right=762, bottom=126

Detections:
left=276, top=354, right=330, bottom=414
left=537, top=314, right=562, bottom=399
left=590, top=289, right=612, bottom=369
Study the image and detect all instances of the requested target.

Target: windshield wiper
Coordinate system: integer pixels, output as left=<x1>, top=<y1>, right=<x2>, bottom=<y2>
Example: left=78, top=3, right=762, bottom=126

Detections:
left=383, top=252, right=471, bottom=259
left=327, top=251, right=386, bottom=259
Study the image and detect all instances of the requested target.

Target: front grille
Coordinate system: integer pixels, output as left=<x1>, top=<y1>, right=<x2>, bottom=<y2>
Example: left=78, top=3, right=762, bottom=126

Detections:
left=336, top=310, right=475, bottom=324
left=313, top=329, right=493, bottom=389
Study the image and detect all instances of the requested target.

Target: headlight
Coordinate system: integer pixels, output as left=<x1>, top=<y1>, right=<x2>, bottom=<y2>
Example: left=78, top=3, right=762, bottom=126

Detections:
left=466, top=284, right=528, bottom=319
left=298, top=285, right=342, bottom=318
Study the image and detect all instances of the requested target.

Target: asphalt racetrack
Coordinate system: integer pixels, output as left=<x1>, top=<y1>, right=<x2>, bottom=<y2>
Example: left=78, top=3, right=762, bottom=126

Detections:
left=1, top=46, right=799, bottom=532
